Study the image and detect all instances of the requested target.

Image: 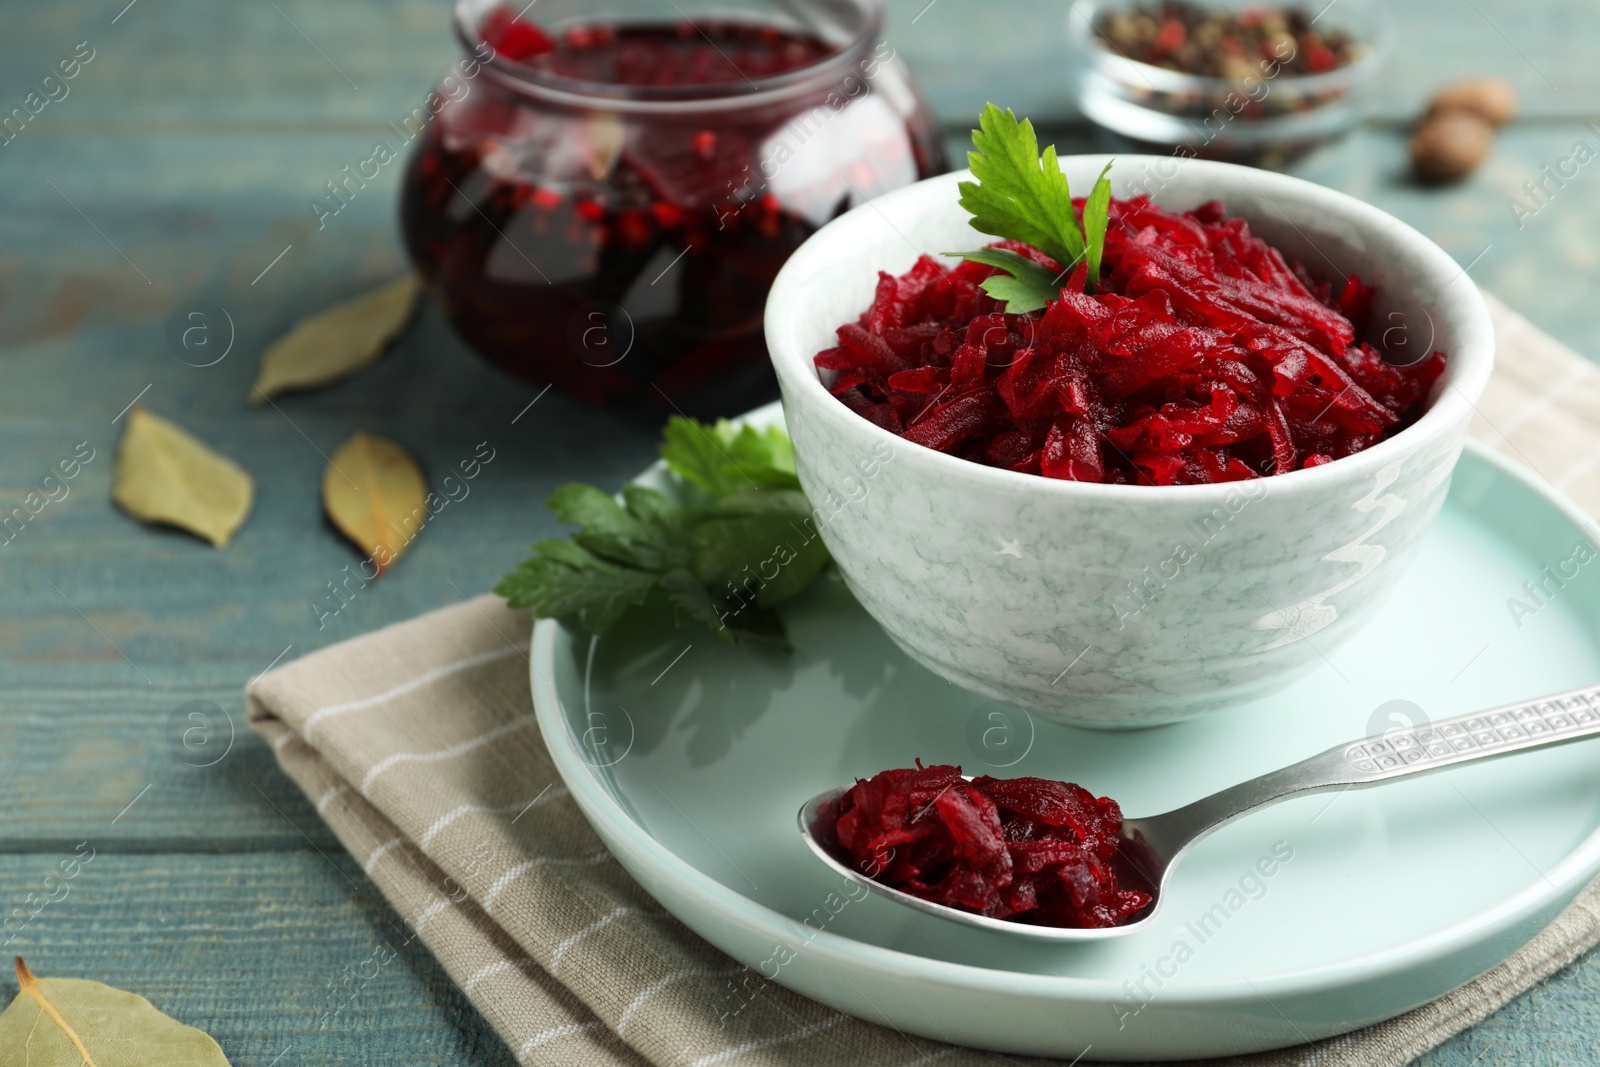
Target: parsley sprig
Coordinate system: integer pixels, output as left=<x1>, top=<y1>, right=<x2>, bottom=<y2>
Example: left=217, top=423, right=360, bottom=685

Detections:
left=495, top=417, right=829, bottom=651
left=947, top=103, right=1114, bottom=312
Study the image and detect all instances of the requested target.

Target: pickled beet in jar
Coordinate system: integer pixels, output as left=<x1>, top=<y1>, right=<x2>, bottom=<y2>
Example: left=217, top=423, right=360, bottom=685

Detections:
left=401, top=0, right=946, bottom=413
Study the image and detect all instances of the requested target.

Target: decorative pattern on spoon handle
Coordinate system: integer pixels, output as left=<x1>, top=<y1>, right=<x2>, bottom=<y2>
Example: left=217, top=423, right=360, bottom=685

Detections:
left=1338, top=686, right=1600, bottom=781
left=1135, top=685, right=1600, bottom=858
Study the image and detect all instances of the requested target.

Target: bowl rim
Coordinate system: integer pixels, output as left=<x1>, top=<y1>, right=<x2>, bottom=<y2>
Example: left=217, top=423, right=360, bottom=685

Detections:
left=1063, top=0, right=1397, bottom=97
left=764, top=156, right=1495, bottom=502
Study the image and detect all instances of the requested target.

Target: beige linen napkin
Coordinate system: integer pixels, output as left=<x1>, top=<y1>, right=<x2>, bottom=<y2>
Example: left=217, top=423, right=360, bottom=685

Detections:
left=248, top=293, right=1600, bottom=1067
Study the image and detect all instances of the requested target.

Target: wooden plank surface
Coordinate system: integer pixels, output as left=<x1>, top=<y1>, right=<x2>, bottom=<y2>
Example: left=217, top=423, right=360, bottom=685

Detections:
left=0, top=851, right=517, bottom=1065
left=0, top=0, right=1598, bottom=1063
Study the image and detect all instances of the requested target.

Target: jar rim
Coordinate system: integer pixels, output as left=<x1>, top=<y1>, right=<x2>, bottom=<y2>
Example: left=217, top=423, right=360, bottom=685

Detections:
left=453, top=0, right=888, bottom=115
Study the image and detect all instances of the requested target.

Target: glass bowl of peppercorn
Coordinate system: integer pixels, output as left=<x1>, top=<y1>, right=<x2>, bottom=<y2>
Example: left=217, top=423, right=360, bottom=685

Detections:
left=1066, top=0, right=1394, bottom=167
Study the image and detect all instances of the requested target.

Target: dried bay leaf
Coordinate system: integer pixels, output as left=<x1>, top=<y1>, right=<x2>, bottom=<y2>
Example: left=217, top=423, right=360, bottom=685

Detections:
left=0, top=957, right=232, bottom=1066
left=586, top=111, right=625, bottom=179
left=323, top=432, right=426, bottom=574
left=249, top=273, right=420, bottom=403
left=113, top=408, right=253, bottom=547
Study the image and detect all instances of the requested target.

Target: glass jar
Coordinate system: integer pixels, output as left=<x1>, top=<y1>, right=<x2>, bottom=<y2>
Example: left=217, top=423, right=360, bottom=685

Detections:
left=400, top=0, right=946, bottom=414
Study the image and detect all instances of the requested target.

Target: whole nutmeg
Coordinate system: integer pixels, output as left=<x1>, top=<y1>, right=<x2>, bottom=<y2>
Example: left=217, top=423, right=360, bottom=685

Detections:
left=1411, top=111, right=1494, bottom=183
left=1427, top=77, right=1519, bottom=127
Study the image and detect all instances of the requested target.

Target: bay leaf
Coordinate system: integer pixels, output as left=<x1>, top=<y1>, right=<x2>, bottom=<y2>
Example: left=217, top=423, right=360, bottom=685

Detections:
left=0, top=957, right=232, bottom=1065
left=322, top=432, right=427, bottom=575
left=249, top=273, right=420, bottom=403
left=586, top=112, right=625, bottom=179
left=113, top=408, right=253, bottom=547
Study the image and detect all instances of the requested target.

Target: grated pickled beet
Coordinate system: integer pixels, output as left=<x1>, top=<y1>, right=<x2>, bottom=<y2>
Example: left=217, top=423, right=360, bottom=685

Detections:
left=814, top=762, right=1151, bottom=928
left=815, top=197, right=1447, bottom=484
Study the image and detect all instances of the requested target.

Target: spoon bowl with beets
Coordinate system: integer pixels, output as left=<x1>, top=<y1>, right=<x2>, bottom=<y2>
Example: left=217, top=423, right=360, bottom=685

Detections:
left=800, top=682, right=1600, bottom=938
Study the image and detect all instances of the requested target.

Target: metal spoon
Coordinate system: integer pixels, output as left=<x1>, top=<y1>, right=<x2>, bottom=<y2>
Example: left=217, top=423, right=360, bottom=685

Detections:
left=798, top=683, right=1600, bottom=941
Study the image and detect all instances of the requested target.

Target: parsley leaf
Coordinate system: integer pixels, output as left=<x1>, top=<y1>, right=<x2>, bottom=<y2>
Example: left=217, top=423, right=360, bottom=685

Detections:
left=1082, top=160, right=1114, bottom=292
left=660, top=416, right=801, bottom=496
left=959, top=103, right=1085, bottom=270
left=546, top=484, right=688, bottom=572
left=944, top=247, right=1063, bottom=313
left=952, top=104, right=1115, bottom=308
left=657, top=568, right=725, bottom=633
left=690, top=513, right=830, bottom=606
left=495, top=540, right=659, bottom=633
left=495, top=417, right=829, bottom=652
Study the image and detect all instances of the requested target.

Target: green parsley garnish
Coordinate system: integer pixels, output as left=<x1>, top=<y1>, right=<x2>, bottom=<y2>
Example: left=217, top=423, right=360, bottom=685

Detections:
left=946, top=103, right=1115, bottom=312
left=494, top=417, right=829, bottom=651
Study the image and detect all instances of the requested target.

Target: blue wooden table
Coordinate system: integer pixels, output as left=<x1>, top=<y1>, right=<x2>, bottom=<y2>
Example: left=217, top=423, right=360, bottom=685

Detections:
left=1, top=1, right=1597, bottom=1062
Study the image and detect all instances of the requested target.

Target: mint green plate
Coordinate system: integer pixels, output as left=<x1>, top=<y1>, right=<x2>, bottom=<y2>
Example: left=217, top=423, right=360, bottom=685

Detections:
left=531, top=421, right=1600, bottom=1061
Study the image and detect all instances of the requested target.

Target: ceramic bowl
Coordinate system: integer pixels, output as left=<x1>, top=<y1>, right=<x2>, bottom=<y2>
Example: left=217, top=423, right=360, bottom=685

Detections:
left=764, top=158, right=1494, bottom=728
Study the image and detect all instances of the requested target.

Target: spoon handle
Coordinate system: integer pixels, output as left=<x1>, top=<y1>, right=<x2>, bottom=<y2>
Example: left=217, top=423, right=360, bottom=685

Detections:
left=1144, top=683, right=1600, bottom=852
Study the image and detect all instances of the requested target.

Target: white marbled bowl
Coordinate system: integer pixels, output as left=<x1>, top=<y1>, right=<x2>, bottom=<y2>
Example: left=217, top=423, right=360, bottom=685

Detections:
left=765, top=158, right=1494, bottom=728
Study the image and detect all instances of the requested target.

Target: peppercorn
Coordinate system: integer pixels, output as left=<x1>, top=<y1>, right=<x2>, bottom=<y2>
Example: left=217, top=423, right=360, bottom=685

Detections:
left=1094, top=1, right=1362, bottom=78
